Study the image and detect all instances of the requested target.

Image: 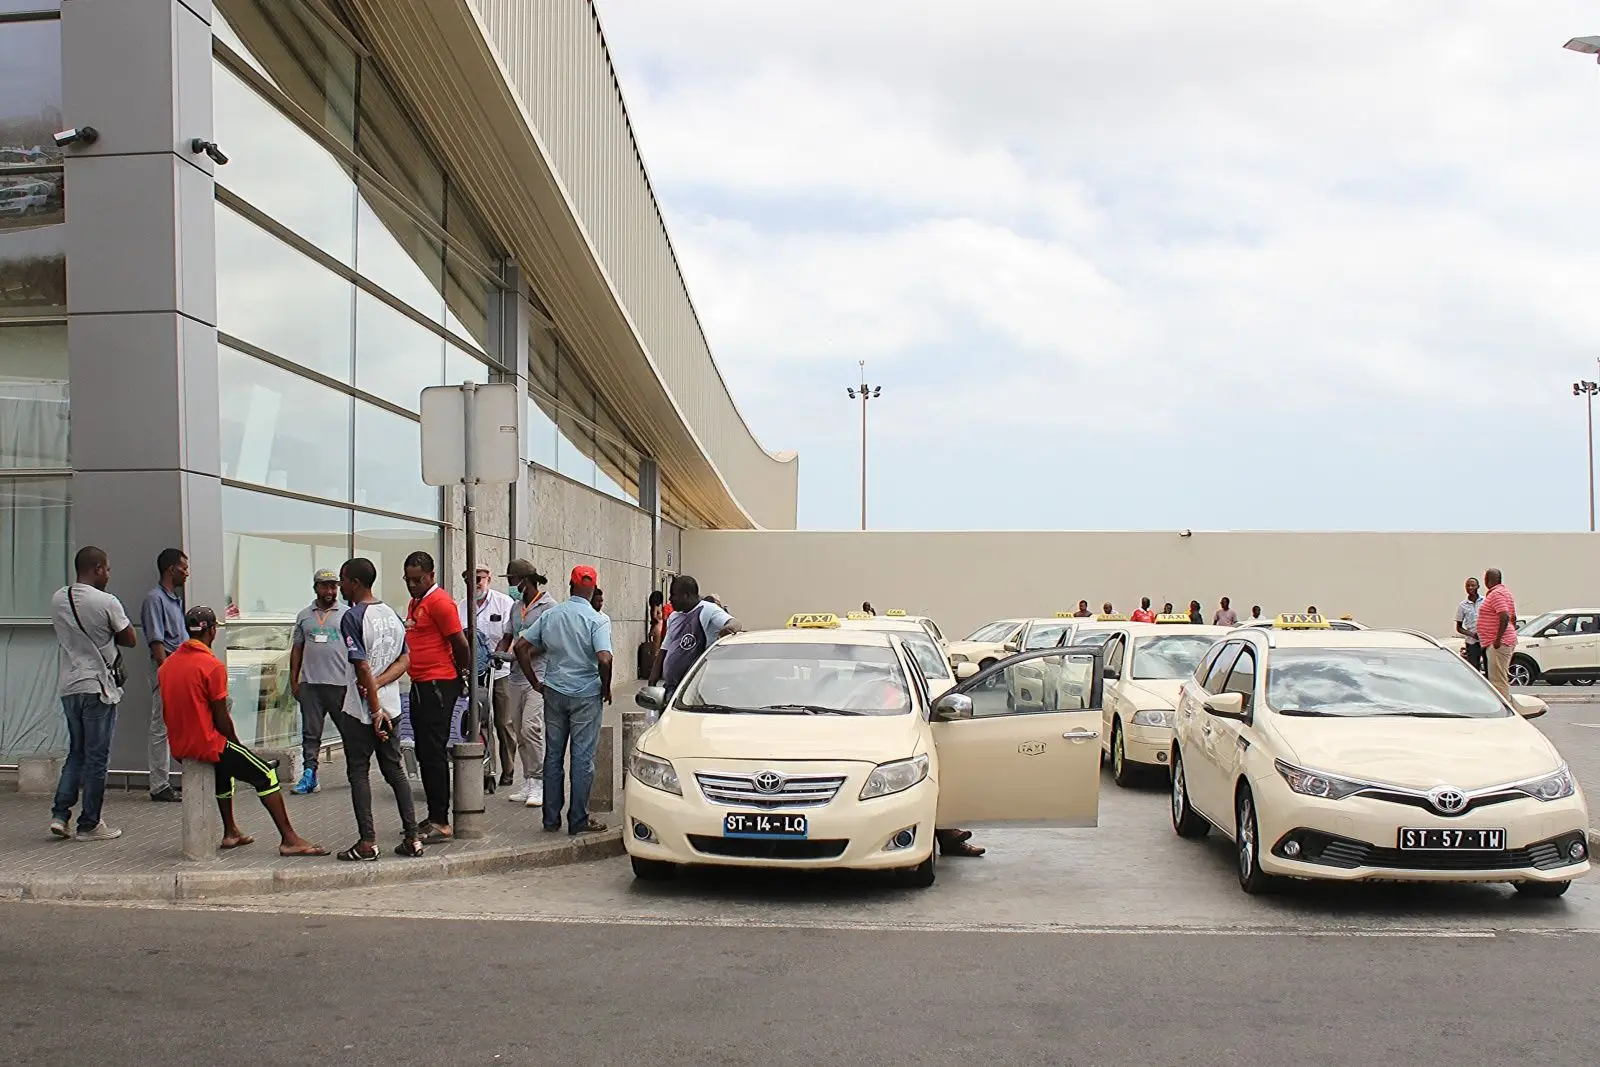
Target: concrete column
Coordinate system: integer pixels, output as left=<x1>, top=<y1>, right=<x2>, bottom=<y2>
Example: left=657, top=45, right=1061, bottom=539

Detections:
left=180, top=757, right=220, bottom=860
left=62, top=0, right=222, bottom=772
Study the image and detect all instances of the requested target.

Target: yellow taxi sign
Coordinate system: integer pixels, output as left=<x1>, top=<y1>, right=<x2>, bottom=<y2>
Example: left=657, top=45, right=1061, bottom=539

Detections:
left=1054, top=611, right=1075, bottom=618
left=1155, top=613, right=1192, bottom=624
left=1094, top=613, right=1129, bottom=622
left=845, top=611, right=873, bottom=620
left=787, top=613, right=840, bottom=629
left=884, top=609, right=907, bottom=617
left=1274, top=612, right=1330, bottom=630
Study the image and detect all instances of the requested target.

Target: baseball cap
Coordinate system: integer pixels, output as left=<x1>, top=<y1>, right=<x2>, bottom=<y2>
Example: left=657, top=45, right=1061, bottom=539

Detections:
left=313, top=568, right=339, bottom=584
left=505, top=559, right=546, bottom=583
left=184, top=605, right=218, bottom=633
left=570, top=565, right=598, bottom=589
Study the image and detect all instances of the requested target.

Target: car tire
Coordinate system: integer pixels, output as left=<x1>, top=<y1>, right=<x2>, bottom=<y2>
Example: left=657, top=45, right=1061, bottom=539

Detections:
left=1234, top=787, right=1281, bottom=895
left=1513, top=879, right=1570, bottom=898
left=1575, top=677, right=1597, bottom=687
left=1170, top=748, right=1209, bottom=839
left=630, top=856, right=677, bottom=882
left=895, top=847, right=936, bottom=889
left=1111, top=720, right=1139, bottom=788
left=979, top=658, right=997, bottom=671
left=1509, top=658, right=1537, bottom=687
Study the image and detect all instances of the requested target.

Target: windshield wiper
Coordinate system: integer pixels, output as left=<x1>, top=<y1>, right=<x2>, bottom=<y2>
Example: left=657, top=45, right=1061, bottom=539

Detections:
left=1377, top=710, right=1478, bottom=719
left=679, top=703, right=743, bottom=714
left=758, top=704, right=868, bottom=716
left=1276, top=708, right=1333, bottom=717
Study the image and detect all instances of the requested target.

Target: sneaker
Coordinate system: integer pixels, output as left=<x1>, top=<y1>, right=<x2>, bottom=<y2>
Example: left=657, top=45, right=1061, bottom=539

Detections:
left=290, top=768, right=319, bottom=795
left=79, top=822, right=122, bottom=841
left=508, top=777, right=531, bottom=803
left=524, top=779, right=544, bottom=808
left=150, top=787, right=181, bottom=803
left=49, top=819, right=72, bottom=840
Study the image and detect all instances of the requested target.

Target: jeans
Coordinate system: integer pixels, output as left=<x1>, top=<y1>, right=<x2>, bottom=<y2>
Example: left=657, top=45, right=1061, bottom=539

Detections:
left=327, top=706, right=418, bottom=843
left=297, top=683, right=345, bottom=772
left=542, top=687, right=603, bottom=833
left=411, top=678, right=462, bottom=827
left=52, top=693, right=118, bottom=831
left=148, top=675, right=173, bottom=795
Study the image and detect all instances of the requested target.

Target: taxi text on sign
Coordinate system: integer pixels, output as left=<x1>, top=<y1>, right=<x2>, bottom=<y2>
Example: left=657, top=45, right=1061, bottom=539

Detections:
left=420, top=382, right=521, bottom=486
left=1275, top=612, right=1331, bottom=629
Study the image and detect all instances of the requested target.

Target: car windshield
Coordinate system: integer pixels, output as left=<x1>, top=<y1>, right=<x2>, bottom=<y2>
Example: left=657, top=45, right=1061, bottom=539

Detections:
left=963, top=621, right=1019, bottom=643
left=675, top=641, right=913, bottom=715
left=901, top=634, right=952, bottom=680
left=1064, top=630, right=1113, bottom=649
left=1024, top=622, right=1072, bottom=649
left=1266, top=648, right=1509, bottom=718
left=1518, top=612, right=1558, bottom=636
left=1132, top=635, right=1218, bottom=680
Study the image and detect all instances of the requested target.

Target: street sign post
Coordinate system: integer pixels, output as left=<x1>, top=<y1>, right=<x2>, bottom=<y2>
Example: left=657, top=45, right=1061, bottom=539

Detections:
left=420, top=381, right=520, bottom=840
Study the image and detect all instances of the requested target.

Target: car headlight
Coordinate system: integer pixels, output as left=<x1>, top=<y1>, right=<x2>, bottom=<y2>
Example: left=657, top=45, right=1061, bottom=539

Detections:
left=1130, top=708, right=1170, bottom=727
left=628, top=751, right=681, bottom=795
left=1514, top=764, right=1576, bottom=802
left=1274, top=759, right=1368, bottom=801
left=949, top=653, right=969, bottom=664
left=860, top=754, right=930, bottom=800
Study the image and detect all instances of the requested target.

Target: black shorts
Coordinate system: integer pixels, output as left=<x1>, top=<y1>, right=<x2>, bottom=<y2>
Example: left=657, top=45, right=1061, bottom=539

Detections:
left=214, top=740, right=281, bottom=800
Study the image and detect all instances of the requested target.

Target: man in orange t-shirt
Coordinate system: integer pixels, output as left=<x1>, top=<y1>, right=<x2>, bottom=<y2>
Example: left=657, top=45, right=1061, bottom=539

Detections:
left=1130, top=597, right=1155, bottom=623
left=159, top=606, right=324, bottom=855
left=402, top=551, right=472, bottom=842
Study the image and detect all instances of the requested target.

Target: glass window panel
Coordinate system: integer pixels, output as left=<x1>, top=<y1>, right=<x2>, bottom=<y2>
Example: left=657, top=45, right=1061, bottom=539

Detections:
left=0, top=19, right=64, bottom=169
left=213, top=61, right=355, bottom=263
left=216, top=205, right=354, bottom=382
left=528, top=324, right=557, bottom=395
left=0, top=323, right=66, bottom=468
left=355, top=70, right=444, bottom=223
left=556, top=410, right=595, bottom=488
left=0, top=475, right=69, bottom=617
left=525, top=390, right=557, bottom=469
left=354, top=401, right=435, bottom=519
left=0, top=625, right=66, bottom=761
left=557, top=350, right=596, bottom=422
left=0, top=203, right=64, bottom=317
left=220, top=485, right=349, bottom=751
left=594, top=409, right=638, bottom=505
left=218, top=344, right=351, bottom=500
left=356, top=186, right=444, bottom=322
left=212, top=0, right=356, bottom=146
left=354, top=513, right=439, bottom=617
left=0, top=170, right=62, bottom=232
left=443, top=251, right=495, bottom=354
left=354, top=290, right=442, bottom=412
left=443, top=344, right=489, bottom=388
left=0, top=4, right=62, bottom=14
left=211, top=8, right=272, bottom=84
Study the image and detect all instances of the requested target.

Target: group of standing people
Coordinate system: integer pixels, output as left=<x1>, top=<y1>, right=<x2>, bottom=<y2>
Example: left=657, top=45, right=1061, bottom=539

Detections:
left=1455, top=569, right=1519, bottom=698
left=1072, top=596, right=1264, bottom=625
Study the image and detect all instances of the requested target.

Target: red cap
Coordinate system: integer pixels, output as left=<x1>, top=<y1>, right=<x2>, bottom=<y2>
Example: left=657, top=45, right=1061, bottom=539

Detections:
left=570, top=565, right=598, bottom=588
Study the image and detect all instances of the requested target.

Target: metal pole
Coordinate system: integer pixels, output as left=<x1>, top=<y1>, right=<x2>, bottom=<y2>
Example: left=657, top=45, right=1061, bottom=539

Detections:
left=453, top=380, right=486, bottom=839
left=860, top=365, right=868, bottom=531
left=1588, top=388, right=1595, bottom=533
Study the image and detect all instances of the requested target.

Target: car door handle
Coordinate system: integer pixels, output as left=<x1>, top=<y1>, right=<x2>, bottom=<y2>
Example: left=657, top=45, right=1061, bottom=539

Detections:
left=1201, top=725, right=1213, bottom=736
left=1062, top=728, right=1099, bottom=741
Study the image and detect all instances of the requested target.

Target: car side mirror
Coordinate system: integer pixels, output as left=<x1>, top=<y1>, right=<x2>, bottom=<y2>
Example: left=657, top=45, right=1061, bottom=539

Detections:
left=1002, top=641, right=1020, bottom=654
left=1510, top=693, right=1547, bottom=720
left=932, top=693, right=973, bottom=721
left=635, top=685, right=666, bottom=712
left=953, top=662, right=980, bottom=681
left=1103, top=664, right=1120, bottom=681
left=1203, top=692, right=1247, bottom=720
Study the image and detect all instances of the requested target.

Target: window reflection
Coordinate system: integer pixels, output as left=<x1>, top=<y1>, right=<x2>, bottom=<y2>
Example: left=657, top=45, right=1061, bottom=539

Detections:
left=216, top=205, right=354, bottom=382
left=354, top=513, right=439, bottom=617
left=354, top=290, right=442, bottom=413
left=0, top=19, right=64, bottom=169
left=526, top=391, right=557, bottom=470
left=357, top=188, right=444, bottom=323
left=356, top=72, right=444, bottom=223
left=0, top=475, right=69, bottom=617
left=0, top=215, right=63, bottom=316
left=212, top=0, right=356, bottom=146
left=444, top=345, right=490, bottom=389
left=444, top=251, right=495, bottom=354
left=218, top=344, right=351, bottom=500
left=354, top=401, right=435, bottom=519
left=0, top=323, right=66, bottom=468
left=556, top=410, right=596, bottom=488
left=0, top=172, right=62, bottom=231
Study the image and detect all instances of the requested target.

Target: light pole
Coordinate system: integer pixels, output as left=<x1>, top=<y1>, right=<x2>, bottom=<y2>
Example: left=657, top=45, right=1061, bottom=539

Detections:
left=845, top=361, right=882, bottom=530
left=1575, top=379, right=1598, bottom=531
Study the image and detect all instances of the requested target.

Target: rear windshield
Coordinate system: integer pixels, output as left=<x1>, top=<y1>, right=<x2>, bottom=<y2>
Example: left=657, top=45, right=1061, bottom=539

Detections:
left=676, top=641, right=912, bottom=715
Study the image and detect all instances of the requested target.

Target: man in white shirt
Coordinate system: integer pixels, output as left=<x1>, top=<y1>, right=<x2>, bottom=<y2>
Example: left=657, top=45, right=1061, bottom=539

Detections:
left=461, top=565, right=518, bottom=787
left=49, top=546, right=138, bottom=841
left=1455, top=577, right=1486, bottom=676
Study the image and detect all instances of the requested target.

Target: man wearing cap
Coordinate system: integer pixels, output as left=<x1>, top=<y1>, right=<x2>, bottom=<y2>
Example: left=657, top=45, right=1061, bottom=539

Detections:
left=506, top=560, right=556, bottom=807
left=159, top=606, right=325, bottom=856
left=287, top=569, right=349, bottom=795
left=461, top=563, right=519, bottom=788
left=513, top=565, right=613, bottom=835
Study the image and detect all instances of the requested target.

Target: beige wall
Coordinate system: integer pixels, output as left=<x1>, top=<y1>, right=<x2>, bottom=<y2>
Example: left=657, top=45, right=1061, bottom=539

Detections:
left=682, top=531, right=1600, bottom=638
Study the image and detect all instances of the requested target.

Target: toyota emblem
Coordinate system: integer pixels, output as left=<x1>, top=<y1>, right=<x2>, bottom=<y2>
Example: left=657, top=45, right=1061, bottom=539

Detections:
left=753, top=771, right=784, bottom=793
left=1429, top=787, right=1468, bottom=814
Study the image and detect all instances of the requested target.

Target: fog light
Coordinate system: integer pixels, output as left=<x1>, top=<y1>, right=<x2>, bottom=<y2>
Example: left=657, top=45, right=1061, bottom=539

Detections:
left=1156, top=751, right=1168, bottom=764
left=1281, top=839, right=1302, bottom=858
left=631, top=819, right=657, bottom=843
left=1571, top=840, right=1587, bottom=861
left=886, top=826, right=917, bottom=851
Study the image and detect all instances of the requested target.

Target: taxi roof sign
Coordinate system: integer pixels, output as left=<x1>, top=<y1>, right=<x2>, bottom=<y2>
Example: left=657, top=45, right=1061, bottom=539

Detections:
left=1274, top=612, right=1330, bottom=630
left=1054, top=611, right=1075, bottom=618
left=1155, top=613, right=1192, bottom=624
left=787, top=613, right=840, bottom=629
left=845, top=611, right=873, bottom=620
left=884, top=609, right=907, bottom=617
left=1094, top=613, right=1129, bottom=622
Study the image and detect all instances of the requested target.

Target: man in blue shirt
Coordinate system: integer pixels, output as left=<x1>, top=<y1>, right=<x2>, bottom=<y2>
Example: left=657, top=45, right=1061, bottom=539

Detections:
left=139, top=547, right=187, bottom=801
left=513, top=565, right=613, bottom=836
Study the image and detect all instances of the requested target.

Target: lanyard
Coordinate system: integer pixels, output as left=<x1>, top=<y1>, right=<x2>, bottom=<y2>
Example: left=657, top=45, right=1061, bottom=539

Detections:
left=312, top=607, right=336, bottom=629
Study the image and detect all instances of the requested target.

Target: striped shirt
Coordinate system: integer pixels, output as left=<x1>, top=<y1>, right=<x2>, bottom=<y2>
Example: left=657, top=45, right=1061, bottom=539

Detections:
left=1476, top=585, right=1517, bottom=648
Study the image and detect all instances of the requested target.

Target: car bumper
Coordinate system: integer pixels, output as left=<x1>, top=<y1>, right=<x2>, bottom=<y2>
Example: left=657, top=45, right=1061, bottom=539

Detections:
left=1252, top=773, right=1591, bottom=882
left=624, top=767, right=937, bottom=871
left=1121, top=723, right=1172, bottom=767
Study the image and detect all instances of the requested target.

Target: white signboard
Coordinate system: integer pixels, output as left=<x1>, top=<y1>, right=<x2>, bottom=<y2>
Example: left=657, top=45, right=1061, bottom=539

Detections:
left=420, top=382, right=521, bottom=486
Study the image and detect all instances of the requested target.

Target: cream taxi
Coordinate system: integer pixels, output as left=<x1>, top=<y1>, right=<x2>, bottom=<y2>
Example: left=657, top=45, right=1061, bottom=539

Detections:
left=944, top=619, right=1027, bottom=672
left=840, top=612, right=978, bottom=692
left=626, top=614, right=1105, bottom=888
left=876, top=609, right=947, bottom=648
left=1170, top=614, right=1589, bottom=896
left=949, top=615, right=1082, bottom=673
left=1098, top=618, right=1230, bottom=787
left=1009, top=615, right=1129, bottom=712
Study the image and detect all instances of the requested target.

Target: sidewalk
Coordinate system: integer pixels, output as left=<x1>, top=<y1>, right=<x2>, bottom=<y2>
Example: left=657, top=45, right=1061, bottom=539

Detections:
left=0, top=774, right=622, bottom=902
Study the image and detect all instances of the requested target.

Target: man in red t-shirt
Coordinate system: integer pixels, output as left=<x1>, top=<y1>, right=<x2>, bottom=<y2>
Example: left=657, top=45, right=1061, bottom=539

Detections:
left=1477, top=568, right=1518, bottom=699
left=1130, top=597, right=1155, bottom=623
left=402, top=550, right=472, bottom=841
left=159, top=606, right=325, bottom=855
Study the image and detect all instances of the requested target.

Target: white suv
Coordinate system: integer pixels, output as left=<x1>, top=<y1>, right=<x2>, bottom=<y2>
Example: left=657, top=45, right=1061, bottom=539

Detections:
left=1506, top=610, right=1600, bottom=687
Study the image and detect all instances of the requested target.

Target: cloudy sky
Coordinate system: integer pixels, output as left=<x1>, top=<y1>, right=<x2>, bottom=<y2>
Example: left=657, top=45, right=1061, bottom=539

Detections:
left=594, top=1, right=1600, bottom=532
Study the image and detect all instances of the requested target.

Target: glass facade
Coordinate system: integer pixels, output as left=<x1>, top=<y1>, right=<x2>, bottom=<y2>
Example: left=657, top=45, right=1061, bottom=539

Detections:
left=526, top=325, right=646, bottom=508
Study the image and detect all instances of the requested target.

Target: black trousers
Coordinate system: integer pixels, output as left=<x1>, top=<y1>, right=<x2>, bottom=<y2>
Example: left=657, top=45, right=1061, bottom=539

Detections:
left=1464, top=641, right=1487, bottom=675
left=410, top=678, right=463, bottom=827
left=328, top=706, right=417, bottom=843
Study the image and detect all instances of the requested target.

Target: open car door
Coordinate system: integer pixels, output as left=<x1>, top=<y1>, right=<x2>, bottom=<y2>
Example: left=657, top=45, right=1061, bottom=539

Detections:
left=931, top=647, right=1103, bottom=828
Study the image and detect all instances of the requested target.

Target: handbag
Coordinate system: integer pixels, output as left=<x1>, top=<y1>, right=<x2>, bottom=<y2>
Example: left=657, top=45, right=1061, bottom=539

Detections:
left=67, top=584, right=126, bottom=688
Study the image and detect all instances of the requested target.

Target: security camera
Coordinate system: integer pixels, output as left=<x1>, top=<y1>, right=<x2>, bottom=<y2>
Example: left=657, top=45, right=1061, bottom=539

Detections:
left=189, top=138, right=229, bottom=165
left=53, top=126, right=99, bottom=148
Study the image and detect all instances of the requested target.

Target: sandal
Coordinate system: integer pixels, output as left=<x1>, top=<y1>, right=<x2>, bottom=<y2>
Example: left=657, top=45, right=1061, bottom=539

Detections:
left=336, top=843, right=378, bottom=862
left=394, top=837, right=425, bottom=858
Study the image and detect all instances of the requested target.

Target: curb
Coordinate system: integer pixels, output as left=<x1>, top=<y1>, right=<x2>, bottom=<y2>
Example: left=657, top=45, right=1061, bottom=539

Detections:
left=0, top=829, right=623, bottom=903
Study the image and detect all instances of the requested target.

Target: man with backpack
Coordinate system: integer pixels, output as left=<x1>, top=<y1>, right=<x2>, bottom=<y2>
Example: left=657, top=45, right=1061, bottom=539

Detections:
left=648, top=574, right=742, bottom=702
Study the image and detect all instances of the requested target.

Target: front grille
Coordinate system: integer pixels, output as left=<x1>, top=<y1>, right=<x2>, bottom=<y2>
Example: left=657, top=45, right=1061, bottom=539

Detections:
left=695, top=772, right=847, bottom=809
left=687, top=835, right=848, bottom=860
left=1356, top=788, right=1522, bottom=818
left=1280, top=829, right=1584, bottom=872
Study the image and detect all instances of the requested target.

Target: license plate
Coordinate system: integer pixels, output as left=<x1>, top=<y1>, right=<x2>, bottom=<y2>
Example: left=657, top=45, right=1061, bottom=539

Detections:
left=723, top=813, right=808, bottom=839
left=1398, top=827, right=1505, bottom=851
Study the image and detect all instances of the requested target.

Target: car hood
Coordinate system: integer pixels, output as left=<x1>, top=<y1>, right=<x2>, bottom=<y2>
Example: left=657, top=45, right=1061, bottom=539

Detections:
left=1120, top=679, right=1185, bottom=708
left=1271, top=714, right=1562, bottom=791
left=643, top=708, right=924, bottom=763
left=946, top=640, right=1005, bottom=661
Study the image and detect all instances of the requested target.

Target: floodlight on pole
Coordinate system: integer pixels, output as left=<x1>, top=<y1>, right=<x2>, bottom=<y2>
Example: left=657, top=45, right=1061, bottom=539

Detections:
left=845, top=361, right=882, bottom=530
left=1575, top=378, right=1599, bottom=531
left=1564, top=35, right=1600, bottom=61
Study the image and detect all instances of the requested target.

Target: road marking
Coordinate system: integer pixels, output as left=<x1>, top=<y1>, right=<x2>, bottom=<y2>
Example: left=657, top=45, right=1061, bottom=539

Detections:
left=1567, top=723, right=1600, bottom=729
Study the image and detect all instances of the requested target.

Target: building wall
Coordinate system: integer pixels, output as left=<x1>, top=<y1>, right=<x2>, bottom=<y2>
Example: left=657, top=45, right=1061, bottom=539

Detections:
left=682, top=531, right=1600, bottom=639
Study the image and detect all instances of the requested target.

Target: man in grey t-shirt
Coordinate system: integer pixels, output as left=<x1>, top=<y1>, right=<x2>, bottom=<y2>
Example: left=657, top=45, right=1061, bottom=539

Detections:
left=288, top=569, right=350, bottom=795
left=49, top=546, right=138, bottom=840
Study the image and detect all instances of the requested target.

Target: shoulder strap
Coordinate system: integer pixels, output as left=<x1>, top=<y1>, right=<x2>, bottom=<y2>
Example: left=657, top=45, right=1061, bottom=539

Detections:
left=67, top=586, right=118, bottom=674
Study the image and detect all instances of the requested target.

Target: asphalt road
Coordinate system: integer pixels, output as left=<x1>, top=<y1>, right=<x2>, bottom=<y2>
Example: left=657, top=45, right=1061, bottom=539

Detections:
left=1530, top=693, right=1600, bottom=802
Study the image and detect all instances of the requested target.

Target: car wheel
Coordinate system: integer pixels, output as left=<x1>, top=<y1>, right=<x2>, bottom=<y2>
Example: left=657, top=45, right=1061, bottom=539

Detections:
left=1576, top=677, right=1597, bottom=687
left=1509, top=659, right=1536, bottom=687
left=1111, top=720, right=1139, bottom=788
left=630, top=856, right=677, bottom=882
left=1170, top=748, right=1210, bottom=839
left=979, top=658, right=997, bottom=671
left=895, top=847, right=936, bottom=889
left=1235, top=788, right=1281, bottom=895
left=1513, top=879, right=1571, bottom=899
